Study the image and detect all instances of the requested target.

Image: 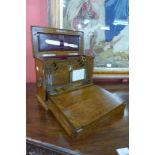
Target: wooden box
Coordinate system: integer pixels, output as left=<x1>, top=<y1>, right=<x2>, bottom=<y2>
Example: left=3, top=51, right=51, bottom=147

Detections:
left=31, top=26, right=126, bottom=138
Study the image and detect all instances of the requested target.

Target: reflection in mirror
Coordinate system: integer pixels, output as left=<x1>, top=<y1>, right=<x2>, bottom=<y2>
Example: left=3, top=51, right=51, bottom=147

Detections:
left=45, top=39, right=78, bottom=48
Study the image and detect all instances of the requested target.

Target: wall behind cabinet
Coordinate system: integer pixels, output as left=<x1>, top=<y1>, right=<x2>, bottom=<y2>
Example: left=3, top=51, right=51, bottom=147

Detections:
left=26, top=0, right=48, bottom=82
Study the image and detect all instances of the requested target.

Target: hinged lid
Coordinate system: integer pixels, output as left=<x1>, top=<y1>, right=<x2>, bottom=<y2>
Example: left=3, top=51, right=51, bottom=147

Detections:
left=31, top=26, right=84, bottom=58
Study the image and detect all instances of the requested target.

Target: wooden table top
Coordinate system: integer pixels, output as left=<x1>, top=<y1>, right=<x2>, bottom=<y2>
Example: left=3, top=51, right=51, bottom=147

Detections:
left=26, top=83, right=129, bottom=155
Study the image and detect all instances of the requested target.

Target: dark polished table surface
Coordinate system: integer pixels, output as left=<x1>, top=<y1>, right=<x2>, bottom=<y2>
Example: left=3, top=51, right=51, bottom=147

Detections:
left=26, top=83, right=129, bottom=155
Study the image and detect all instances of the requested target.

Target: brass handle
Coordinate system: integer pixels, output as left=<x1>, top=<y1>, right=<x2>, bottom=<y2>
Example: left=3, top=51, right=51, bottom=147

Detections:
left=37, top=77, right=42, bottom=87
left=78, top=56, right=86, bottom=67
left=52, top=62, right=58, bottom=71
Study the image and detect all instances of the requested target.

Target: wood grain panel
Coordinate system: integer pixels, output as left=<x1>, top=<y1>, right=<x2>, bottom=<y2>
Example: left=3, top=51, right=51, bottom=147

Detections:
left=49, top=85, right=126, bottom=138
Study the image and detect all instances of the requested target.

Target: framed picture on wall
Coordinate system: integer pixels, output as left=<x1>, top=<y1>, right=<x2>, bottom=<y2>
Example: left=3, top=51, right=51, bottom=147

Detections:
left=48, top=0, right=129, bottom=76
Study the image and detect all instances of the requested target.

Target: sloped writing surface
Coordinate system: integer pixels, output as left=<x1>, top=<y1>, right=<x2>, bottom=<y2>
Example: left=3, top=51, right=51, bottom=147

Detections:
left=50, top=85, right=124, bottom=129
